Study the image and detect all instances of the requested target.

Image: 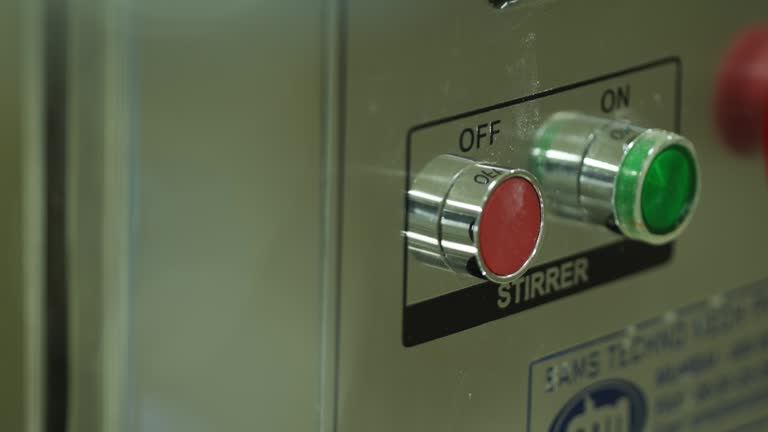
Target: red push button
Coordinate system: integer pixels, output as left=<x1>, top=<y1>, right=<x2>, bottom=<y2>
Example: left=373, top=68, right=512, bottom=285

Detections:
left=764, top=94, right=768, bottom=172
left=479, top=176, right=543, bottom=277
left=406, top=155, right=544, bottom=283
left=716, top=24, right=768, bottom=156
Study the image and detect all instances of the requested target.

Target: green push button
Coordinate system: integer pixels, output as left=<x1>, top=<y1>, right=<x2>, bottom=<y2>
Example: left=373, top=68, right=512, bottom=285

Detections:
left=615, top=130, right=699, bottom=244
left=641, top=145, right=697, bottom=234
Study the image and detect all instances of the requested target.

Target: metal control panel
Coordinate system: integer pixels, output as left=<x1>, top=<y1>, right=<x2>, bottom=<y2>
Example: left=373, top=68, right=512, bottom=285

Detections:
left=340, top=1, right=768, bottom=431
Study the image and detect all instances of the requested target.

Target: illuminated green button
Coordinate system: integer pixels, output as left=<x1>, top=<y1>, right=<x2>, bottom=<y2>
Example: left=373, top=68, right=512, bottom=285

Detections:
left=641, top=146, right=697, bottom=234
left=615, top=132, right=699, bottom=244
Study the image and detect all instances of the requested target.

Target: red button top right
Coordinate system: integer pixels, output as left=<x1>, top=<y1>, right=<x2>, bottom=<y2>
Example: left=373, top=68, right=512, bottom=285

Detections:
left=716, top=24, right=768, bottom=160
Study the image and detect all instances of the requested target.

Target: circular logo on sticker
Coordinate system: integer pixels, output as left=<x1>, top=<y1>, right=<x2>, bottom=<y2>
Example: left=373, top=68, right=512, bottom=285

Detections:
left=549, top=379, right=647, bottom=432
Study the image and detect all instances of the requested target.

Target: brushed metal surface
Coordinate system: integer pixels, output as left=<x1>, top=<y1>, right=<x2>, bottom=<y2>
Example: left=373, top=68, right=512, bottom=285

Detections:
left=61, top=0, right=342, bottom=430
left=0, top=0, right=44, bottom=431
left=124, top=2, right=330, bottom=431
left=340, top=1, right=768, bottom=430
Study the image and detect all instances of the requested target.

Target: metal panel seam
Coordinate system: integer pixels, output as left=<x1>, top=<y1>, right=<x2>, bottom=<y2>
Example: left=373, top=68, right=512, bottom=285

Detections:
left=320, top=0, right=346, bottom=431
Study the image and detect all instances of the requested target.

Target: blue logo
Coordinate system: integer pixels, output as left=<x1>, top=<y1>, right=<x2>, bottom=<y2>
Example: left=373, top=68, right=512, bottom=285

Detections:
left=549, top=379, right=647, bottom=432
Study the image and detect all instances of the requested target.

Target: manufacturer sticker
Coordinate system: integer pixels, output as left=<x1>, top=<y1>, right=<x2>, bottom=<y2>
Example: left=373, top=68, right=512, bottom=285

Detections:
left=528, top=279, right=768, bottom=431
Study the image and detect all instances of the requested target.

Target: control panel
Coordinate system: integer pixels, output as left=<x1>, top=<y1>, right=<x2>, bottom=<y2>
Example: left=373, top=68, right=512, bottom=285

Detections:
left=401, top=60, right=701, bottom=345
left=338, top=3, right=768, bottom=432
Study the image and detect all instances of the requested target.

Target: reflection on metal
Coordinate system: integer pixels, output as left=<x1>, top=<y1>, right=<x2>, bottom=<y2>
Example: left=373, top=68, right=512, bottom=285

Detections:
left=489, top=0, right=521, bottom=10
